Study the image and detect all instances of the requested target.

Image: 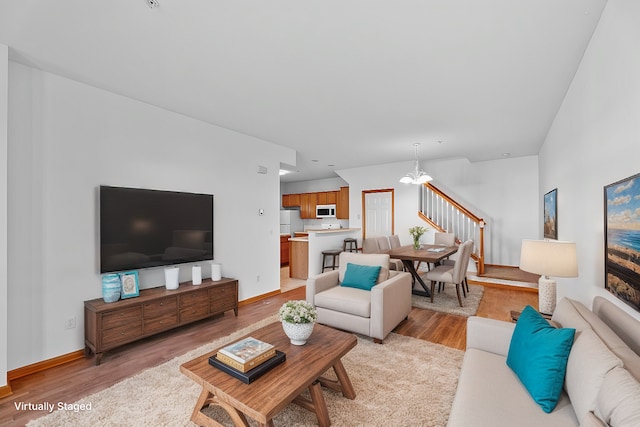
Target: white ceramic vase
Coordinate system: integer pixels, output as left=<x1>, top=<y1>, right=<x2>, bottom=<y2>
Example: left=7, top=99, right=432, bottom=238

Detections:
left=282, top=321, right=315, bottom=345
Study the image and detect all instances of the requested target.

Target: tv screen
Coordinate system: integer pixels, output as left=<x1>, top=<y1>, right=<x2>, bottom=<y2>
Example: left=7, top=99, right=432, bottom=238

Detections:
left=100, top=186, right=213, bottom=273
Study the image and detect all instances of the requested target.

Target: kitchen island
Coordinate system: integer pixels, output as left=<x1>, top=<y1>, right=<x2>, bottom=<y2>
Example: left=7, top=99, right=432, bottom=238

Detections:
left=288, top=228, right=361, bottom=280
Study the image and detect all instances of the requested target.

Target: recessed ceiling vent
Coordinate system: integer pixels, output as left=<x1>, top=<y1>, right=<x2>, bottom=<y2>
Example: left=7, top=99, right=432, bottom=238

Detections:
left=145, top=0, right=160, bottom=8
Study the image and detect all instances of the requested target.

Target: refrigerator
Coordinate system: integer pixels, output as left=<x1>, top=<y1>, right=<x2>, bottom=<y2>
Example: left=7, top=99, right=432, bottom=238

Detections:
left=280, top=210, right=304, bottom=235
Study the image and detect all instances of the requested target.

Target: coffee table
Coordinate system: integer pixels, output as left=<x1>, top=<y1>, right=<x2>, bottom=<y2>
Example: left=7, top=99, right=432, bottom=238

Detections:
left=180, top=322, right=357, bottom=427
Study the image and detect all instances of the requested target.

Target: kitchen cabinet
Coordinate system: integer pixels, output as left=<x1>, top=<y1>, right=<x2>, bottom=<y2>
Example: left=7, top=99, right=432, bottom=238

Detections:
left=282, top=193, right=300, bottom=208
left=337, top=186, right=349, bottom=219
left=289, top=239, right=309, bottom=279
left=280, top=234, right=290, bottom=265
left=282, top=188, right=348, bottom=219
left=300, top=192, right=318, bottom=219
left=317, top=191, right=338, bottom=205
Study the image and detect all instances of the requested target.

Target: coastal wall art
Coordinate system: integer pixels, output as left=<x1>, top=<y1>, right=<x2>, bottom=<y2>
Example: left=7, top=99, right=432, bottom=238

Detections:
left=604, top=173, right=640, bottom=312
left=544, top=188, right=558, bottom=240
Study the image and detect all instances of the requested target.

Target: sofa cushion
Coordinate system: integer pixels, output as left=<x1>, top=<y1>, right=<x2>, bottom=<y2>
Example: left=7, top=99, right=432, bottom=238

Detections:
left=580, top=412, right=607, bottom=427
left=341, top=263, right=381, bottom=291
left=314, top=286, right=372, bottom=318
left=565, top=329, right=622, bottom=423
left=338, top=252, right=390, bottom=284
left=448, top=348, right=578, bottom=427
left=507, top=305, right=576, bottom=413
left=554, top=298, right=640, bottom=382
left=595, top=367, right=640, bottom=426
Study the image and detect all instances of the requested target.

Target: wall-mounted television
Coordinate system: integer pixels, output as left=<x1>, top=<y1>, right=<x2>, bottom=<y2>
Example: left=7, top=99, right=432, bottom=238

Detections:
left=100, top=186, right=213, bottom=273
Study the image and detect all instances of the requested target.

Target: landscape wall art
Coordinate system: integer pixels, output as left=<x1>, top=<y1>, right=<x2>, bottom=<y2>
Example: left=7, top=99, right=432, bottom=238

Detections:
left=605, top=173, right=640, bottom=312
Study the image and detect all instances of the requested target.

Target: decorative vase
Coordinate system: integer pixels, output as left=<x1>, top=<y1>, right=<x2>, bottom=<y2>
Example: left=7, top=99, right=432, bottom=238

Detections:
left=413, top=237, right=421, bottom=250
left=282, top=321, right=315, bottom=345
left=164, top=267, right=180, bottom=290
left=101, top=274, right=121, bottom=303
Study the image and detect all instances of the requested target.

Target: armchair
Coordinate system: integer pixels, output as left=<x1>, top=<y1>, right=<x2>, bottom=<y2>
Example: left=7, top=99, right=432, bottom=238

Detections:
left=306, top=252, right=412, bottom=343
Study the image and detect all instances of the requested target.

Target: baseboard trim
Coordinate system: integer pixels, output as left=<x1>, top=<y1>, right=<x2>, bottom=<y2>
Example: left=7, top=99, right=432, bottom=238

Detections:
left=469, top=279, right=538, bottom=293
left=239, top=289, right=281, bottom=307
left=7, top=349, right=85, bottom=383
left=0, top=383, right=13, bottom=398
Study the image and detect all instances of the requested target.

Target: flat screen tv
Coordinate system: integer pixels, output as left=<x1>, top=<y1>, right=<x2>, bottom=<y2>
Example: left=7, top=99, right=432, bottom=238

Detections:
left=100, top=186, right=213, bottom=273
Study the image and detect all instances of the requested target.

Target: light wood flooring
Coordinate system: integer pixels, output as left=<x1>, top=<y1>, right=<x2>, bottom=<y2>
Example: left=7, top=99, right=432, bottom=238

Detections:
left=0, top=281, right=536, bottom=427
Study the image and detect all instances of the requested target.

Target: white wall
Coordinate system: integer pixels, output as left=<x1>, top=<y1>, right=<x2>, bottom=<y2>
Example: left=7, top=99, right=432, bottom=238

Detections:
left=6, top=63, right=295, bottom=369
left=539, top=0, right=640, bottom=320
left=0, top=44, right=8, bottom=390
left=337, top=155, right=539, bottom=266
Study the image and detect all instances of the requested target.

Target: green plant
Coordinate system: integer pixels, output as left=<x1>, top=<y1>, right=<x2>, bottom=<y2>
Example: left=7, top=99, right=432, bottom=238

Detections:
left=278, top=300, right=318, bottom=324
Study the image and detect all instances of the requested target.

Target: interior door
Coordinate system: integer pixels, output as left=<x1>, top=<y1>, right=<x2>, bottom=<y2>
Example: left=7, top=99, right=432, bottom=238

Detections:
left=362, top=189, right=394, bottom=239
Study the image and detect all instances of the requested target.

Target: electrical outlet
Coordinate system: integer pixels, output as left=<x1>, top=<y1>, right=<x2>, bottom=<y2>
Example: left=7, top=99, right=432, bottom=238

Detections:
left=64, top=316, right=76, bottom=330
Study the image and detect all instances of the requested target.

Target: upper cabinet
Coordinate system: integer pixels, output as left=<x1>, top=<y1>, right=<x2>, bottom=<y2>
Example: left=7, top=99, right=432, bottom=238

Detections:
left=337, top=186, right=349, bottom=219
left=282, top=187, right=349, bottom=219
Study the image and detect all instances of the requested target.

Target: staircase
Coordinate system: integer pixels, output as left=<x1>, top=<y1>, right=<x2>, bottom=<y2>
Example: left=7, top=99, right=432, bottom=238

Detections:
left=419, top=183, right=486, bottom=275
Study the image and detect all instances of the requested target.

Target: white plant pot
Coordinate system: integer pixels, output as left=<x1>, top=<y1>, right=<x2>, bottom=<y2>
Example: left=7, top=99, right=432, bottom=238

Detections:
left=164, top=267, right=180, bottom=290
left=282, top=321, right=315, bottom=345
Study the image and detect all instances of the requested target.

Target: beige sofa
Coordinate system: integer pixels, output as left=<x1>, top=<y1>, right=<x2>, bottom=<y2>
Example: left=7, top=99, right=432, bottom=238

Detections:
left=448, top=296, right=640, bottom=426
left=306, top=252, right=412, bottom=343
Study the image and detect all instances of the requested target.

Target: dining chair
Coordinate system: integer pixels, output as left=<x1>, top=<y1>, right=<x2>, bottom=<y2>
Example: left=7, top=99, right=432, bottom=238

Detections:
left=376, top=236, right=404, bottom=271
left=434, top=232, right=456, bottom=246
left=389, top=235, right=401, bottom=248
left=424, top=240, right=473, bottom=307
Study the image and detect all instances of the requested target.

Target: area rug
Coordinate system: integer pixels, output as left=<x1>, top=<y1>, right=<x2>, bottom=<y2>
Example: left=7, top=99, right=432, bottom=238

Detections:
left=412, top=283, right=484, bottom=317
left=28, top=317, right=464, bottom=427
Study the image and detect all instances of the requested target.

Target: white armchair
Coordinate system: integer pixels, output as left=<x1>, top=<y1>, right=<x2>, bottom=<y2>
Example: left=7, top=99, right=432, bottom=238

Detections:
left=306, top=252, right=412, bottom=343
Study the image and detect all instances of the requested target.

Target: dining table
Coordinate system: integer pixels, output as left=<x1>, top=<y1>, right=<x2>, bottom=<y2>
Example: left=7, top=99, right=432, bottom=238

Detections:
left=385, top=244, right=458, bottom=297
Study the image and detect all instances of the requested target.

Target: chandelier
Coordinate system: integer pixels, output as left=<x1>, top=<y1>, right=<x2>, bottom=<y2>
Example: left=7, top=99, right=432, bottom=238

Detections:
left=399, top=143, right=433, bottom=184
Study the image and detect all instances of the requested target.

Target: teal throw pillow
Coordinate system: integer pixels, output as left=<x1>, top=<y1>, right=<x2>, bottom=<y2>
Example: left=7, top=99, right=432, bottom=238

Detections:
left=340, top=263, right=382, bottom=291
left=506, top=305, right=576, bottom=413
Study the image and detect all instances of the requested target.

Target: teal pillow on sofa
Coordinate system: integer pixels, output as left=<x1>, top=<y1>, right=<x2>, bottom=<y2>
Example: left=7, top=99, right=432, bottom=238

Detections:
left=341, top=263, right=382, bottom=291
left=506, top=305, right=576, bottom=413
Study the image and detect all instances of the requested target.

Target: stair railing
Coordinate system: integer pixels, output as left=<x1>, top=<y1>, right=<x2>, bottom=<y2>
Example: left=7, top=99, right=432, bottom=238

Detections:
left=419, top=183, right=486, bottom=275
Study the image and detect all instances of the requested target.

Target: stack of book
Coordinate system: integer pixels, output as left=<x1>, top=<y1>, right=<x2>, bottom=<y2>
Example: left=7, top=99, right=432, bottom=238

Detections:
left=209, top=337, right=286, bottom=383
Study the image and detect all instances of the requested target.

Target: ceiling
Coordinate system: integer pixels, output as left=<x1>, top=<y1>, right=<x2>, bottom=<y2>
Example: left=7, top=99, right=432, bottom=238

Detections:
left=0, top=0, right=607, bottom=182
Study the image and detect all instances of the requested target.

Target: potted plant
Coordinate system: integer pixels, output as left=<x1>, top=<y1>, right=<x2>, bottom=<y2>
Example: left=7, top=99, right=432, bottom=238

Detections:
left=409, top=226, right=428, bottom=250
left=278, top=300, right=318, bottom=345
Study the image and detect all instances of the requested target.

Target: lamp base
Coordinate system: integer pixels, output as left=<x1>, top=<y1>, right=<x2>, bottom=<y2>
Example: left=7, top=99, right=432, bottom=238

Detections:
left=538, top=276, right=557, bottom=316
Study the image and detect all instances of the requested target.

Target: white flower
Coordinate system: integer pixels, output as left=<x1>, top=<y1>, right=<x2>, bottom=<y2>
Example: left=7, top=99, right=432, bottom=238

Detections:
left=278, top=300, right=318, bottom=324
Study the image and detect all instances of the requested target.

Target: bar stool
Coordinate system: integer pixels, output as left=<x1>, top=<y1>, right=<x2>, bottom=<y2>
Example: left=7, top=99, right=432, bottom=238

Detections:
left=343, top=238, right=358, bottom=253
left=321, top=249, right=342, bottom=272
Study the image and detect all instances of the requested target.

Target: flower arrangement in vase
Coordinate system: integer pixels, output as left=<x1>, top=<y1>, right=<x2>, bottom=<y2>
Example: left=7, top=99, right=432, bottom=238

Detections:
left=409, top=226, right=428, bottom=250
left=278, top=300, right=318, bottom=345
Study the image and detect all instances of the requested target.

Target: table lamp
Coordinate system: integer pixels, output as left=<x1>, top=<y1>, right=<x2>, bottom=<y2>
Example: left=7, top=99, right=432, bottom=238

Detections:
left=519, top=239, right=578, bottom=315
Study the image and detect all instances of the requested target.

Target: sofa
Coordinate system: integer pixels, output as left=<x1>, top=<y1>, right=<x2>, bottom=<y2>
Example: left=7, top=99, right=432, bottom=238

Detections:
left=306, top=252, right=412, bottom=343
left=447, top=296, right=640, bottom=426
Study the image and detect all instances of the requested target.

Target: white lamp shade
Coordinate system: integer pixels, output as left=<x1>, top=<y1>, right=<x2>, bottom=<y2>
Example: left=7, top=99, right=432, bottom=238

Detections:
left=520, top=239, right=578, bottom=277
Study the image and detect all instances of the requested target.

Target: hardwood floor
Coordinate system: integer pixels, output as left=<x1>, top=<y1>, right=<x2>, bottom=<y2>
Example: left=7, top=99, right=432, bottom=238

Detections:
left=0, top=283, right=536, bottom=427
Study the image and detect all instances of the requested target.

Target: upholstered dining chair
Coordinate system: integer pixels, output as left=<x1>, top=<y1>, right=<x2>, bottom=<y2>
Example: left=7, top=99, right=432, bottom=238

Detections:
left=434, top=232, right=456, bottom=246
left=362, top=237, right=404, bottom=271
left=389, top=235, right=401, bottom=248
left=424, top=240, right=474, bottom=307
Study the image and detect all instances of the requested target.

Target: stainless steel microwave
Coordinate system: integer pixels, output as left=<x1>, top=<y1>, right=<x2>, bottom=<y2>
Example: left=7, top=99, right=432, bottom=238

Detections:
left=316, top=204, right=336, bottom=218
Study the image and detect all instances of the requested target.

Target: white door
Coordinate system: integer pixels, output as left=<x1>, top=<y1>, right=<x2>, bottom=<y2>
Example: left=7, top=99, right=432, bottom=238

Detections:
left=363, top=189, right=394, bottom=238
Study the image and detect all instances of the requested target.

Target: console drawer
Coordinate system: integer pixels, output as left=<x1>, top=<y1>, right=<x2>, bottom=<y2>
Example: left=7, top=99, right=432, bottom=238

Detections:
left=102, top=306, right=142, bottom=330
left=180, top=301, right=209, bottom=323
left=102, top=321, right=143, bottom=347
left=143, top=296, right=177, bottom=319
left=144, top=313, right=178, bottom=335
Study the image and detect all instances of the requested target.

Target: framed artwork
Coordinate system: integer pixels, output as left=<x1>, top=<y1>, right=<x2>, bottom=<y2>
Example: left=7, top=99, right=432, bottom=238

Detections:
left=544, top=188, right=558, bottom=240
left=604, top=173, right=640, bottom=312
left=119, top=270, right=140, bottom=299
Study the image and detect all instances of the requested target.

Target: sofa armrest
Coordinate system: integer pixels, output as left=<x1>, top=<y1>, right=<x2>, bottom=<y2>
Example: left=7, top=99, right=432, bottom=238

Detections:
left=466, top=316, right=515, bottom=357
left=306, top=270, right=340, bottom=305
left=370, top=271, right=412, bottom=340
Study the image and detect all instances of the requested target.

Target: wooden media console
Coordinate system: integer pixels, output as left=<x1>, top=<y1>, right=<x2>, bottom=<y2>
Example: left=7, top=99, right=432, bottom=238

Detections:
left=84, top=277, right=238, bottom=365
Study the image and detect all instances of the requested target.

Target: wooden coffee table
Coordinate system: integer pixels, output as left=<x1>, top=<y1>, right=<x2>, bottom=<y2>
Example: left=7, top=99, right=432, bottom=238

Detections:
left=180, top=322, right=357, bottom=427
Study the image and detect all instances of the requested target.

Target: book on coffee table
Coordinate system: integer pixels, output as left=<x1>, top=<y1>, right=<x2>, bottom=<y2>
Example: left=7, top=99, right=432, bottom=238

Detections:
left=209, top=350, right=286, bottom=384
